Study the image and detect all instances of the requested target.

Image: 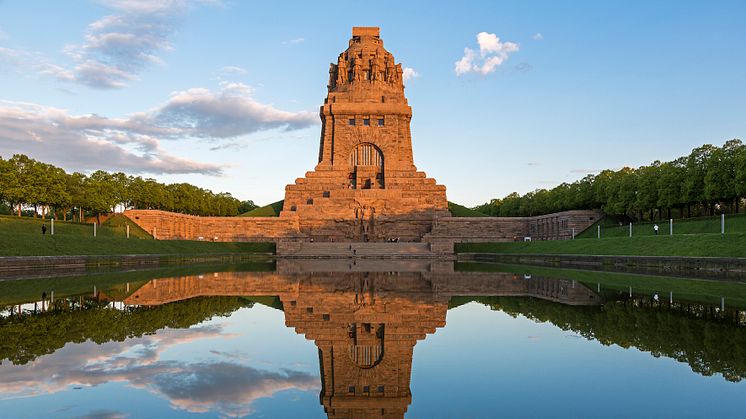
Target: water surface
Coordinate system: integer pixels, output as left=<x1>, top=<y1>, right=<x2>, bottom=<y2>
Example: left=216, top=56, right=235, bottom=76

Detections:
left=1, top=260, right=744, bottom=418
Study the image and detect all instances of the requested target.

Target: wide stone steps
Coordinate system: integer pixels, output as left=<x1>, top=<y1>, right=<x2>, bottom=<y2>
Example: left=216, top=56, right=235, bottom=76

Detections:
left=286, top=242, right=436, bottom=258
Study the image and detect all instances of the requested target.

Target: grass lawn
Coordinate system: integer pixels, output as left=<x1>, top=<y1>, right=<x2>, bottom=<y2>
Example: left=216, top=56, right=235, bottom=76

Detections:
left=0, top=215, right=274, bottom=256
left=456, top=232, right=746, bottom=258
left=577, top=213, right=746, bottom=239
left=456, top=261, right=746, bottom=308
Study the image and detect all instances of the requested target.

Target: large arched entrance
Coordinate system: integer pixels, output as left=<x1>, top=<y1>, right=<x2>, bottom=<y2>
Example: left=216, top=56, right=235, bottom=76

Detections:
left=348, top=143, right=384, bottom=189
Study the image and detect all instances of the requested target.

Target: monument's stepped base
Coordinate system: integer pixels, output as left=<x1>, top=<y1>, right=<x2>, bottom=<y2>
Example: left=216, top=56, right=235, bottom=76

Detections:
left=277, top=242, right=436, bottom=258
left=122, top=208, right=603, bottom=256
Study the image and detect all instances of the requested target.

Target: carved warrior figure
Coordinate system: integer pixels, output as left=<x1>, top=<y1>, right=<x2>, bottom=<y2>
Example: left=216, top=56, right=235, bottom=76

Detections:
left=385, top=55, right=395, bottom=82
left=371, top=53, right=383, bottom=81
left=353, top=57, right=363, bottom=81
left=336, top=55, right=347, bottom=85
left=328, top=63, right=337, bottom=87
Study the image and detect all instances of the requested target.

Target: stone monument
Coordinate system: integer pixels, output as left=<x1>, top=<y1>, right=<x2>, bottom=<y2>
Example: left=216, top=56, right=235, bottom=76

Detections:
left=281, top=27, right=449, bottom=242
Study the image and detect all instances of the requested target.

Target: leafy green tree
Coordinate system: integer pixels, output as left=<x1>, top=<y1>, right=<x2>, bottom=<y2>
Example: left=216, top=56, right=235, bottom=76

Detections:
left=656, top=159, right=686, bottom=219
left=635, top=162, right=661, bottom=220
left=705, top=140, right=742, bottom=213
left=238, top=200, right=259, bottom=214
left=685, top=144, right=716, bottom=216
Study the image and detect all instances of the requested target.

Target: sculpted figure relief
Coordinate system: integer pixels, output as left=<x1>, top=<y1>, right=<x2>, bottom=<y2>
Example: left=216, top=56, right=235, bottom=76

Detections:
left=385, top=56, right=395, bottom=83
left=353, top=57, right=363, bottom=82
left=371, top=53, right=383, bottom=81
left=328, top=63, right=337, bottom=87
left=336, top=55, right=347, bottom=85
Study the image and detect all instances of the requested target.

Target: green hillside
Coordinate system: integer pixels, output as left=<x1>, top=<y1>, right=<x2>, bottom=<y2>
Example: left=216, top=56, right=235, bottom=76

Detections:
left=448, top=201, right=487, bottom=217
left=240, top=200, right=284, bottom=217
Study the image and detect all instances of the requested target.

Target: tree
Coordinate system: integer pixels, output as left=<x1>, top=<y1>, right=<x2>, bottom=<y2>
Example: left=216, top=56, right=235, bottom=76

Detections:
left=705, top=140, right=742, bottom=213
left=656, top=159, right=685, bottom=219
left=238, top=200, right=259, bottom=214
left=635, top=162, right=661, bottom=220
left=684, top=144, right=716, bottom=216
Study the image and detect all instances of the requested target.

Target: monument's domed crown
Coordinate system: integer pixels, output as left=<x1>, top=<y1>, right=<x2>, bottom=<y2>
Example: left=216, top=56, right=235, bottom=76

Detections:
left=326, top=27, right=406, bottom=104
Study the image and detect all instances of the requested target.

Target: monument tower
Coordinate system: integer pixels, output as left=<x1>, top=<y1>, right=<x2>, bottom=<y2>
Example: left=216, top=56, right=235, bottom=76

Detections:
left=280, top=27, right=449, bottom=242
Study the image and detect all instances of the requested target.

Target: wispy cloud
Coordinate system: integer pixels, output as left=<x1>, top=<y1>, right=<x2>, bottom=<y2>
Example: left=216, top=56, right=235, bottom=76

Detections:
left=515, top=62, right=532, bottom=73
left=455, top=32, right=519, bottom=76
left=282, top=37, right=305, bottom=45
left=219, top=65, right=248, bottom=76
left=569, top=168, right=601, bottom=174
left=532, top=33, right=544, bottom=41
left=2, top=1, right=219, bottom=89
left=0, top=82, right=317, bottom=174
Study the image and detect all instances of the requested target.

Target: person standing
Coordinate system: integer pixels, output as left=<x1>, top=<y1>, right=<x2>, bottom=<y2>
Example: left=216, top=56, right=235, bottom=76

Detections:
left=654, top=224, right=659, bottom=235
left=41, top=224, right=47, bottom=235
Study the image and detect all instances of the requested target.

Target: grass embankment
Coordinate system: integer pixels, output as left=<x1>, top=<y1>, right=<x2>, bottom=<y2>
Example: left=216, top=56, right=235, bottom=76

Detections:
left=240, top=200, right=284, bottom=217
left=448, top=202, right=487, bottom=217
left=577, top=213, right=746, bottom=239
left=0, top=215, right=274, bottom=256
left=456, top=262, right=746, bottom=308
left=456, top=233, right=746, bottom=258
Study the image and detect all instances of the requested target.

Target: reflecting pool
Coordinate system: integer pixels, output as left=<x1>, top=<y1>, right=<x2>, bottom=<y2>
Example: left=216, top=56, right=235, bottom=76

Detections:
left=1, top=259, right=745, bottom=418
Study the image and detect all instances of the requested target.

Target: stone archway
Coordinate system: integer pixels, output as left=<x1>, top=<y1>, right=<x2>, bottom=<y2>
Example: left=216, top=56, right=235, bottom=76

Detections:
left=349, top=143, right=384, bottom=189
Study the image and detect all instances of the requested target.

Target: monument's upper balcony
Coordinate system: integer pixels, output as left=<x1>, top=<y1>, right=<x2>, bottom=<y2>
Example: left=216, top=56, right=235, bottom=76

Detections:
left=326, top=27, right=407, bottom=105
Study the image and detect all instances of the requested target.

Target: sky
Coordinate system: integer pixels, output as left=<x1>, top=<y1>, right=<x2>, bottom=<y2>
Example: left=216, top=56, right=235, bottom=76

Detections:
left=1, top=0, right=745, bottom=207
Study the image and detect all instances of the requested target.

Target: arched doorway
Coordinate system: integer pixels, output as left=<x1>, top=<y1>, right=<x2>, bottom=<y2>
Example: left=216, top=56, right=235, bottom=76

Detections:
left=348, top=143, right=384, bottom=189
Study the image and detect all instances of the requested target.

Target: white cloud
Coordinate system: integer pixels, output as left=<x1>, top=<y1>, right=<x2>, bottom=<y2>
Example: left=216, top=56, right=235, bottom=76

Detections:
left=402, top=67, right=419, bottom=82
left=219, top=66, right=248, bottom=76
left=0, top=82, right=317, bottom=175
left=152, top=82, right=317, bottom=137
left=533, top=32, right=544, bottom=41
left=282, top=37, right=305, bottom=45
left=455, top=32, right=519, bottom=76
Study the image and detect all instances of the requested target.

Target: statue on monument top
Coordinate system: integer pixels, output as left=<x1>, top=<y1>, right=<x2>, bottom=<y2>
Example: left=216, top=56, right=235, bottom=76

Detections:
left=336, top=55, right=347, bottom=85
left=371, top=53, right=384, bottom=81
left=353, top=56, right=363, bottom=82
left=328, top=63, right=337, bottom=88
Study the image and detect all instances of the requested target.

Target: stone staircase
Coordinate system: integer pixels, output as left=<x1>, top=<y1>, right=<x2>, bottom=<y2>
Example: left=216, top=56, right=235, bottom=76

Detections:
left=283, top=242, right=437, bottom=258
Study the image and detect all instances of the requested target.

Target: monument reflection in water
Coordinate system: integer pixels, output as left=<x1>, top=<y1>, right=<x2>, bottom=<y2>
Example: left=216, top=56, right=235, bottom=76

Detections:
left=124, top=260, right=601, bottom=418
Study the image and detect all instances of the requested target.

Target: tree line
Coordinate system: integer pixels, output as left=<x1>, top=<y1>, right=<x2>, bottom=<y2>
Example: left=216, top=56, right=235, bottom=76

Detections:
left=0, top=154, right=258, bottom=221
left=475, top=139, right=746, bottom=221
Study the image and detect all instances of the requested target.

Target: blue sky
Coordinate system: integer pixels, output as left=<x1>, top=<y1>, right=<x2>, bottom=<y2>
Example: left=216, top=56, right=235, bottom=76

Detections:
left=1, top=1, right=745, bottom=207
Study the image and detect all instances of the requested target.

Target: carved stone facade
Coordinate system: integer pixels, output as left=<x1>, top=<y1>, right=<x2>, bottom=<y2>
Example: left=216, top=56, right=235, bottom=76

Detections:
left=123, top=27, right=602, bottom=252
